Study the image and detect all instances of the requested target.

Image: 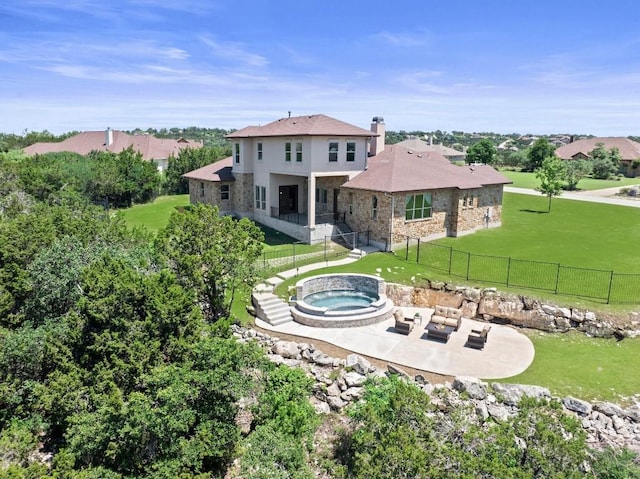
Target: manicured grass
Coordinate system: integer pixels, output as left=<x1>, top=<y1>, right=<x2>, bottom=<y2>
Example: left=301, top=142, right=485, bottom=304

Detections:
left=118, top=194, right=190, bottom=233
left=502, top=330, right=640, bottom=404
left=433, top=192, right=640, bottom=273
left=500, top=169, right=639, bottom=191
left=268, top=253, right=640, bottom=402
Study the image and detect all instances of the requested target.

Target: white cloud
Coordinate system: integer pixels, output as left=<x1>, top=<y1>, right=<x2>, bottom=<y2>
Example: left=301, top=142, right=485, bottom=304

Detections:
left=200, top=36, right=268, bottom=67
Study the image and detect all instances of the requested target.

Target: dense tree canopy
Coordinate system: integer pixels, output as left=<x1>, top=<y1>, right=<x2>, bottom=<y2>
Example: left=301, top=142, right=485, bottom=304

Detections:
left=526, top=138, right=557, bottom=172
left=466, top=138, right=497, bottom=164
left=165, top=146, right=230, bottom=195
left=155, top=204, right=264, bottom=321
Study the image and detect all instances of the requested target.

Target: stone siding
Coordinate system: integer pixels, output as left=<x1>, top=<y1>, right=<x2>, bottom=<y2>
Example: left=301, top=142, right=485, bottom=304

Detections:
left=188, top=178, right=233, bottom=214
left=340, top=185, right=504, bottom=247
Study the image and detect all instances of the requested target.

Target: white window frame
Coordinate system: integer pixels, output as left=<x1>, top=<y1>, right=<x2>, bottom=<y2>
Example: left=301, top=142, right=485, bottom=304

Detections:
left=221, top=184, right=230, bottom=200
left=257, top=142, right=263, bottom=161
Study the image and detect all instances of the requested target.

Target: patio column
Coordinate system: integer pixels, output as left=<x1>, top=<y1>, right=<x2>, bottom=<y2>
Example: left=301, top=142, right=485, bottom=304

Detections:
left=308, top=174, right=316, bottom=229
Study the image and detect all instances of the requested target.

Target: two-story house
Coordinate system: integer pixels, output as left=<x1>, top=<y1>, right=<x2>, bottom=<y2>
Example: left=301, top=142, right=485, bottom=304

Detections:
left=184, top=114, right=511, bottom=249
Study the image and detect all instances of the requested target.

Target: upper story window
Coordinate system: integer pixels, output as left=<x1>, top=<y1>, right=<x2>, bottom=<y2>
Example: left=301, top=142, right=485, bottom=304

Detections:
left=285, top=142, right=291, bottom=162
left=346, top=141, right=356, bottom=162
left=406, top=193, right=432, bottom=220
left=328, top=141, right=338, bottom=162
left=221, top=184, right=230, bottom=200
left=257, top=142, right=263, bottom=161
left=234, top=143, right=240, bottom=164
left=295, top=141, right=303, bottom=162
left=372, top=195, right=378, bottom=219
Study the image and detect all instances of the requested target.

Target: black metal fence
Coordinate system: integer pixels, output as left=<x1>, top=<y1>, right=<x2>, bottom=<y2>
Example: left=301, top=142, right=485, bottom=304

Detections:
left=401, top=238, right=640, bottom=304
left=256, top=231, right=371, bottom=275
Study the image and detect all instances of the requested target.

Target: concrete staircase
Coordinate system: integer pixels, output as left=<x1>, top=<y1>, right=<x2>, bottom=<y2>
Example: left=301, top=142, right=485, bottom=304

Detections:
left=252, top=291, right=293, bottom=325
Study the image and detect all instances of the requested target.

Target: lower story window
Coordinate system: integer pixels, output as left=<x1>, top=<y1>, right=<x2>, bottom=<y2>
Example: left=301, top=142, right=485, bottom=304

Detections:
left=372, top=195, right=378, bottom=219
left=200, top=182, right=205, bottom=197
left=221, top=184, right=230, bottom=200
left=255, top=185, right=266, bottom=210
left=405, top=193, right=432, bottom=220
left=348, top=192, right=353, bottom=214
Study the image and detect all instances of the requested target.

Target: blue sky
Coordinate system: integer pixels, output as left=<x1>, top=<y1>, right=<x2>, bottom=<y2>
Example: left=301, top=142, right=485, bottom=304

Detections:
left=2, top=0, right=640, bottom=136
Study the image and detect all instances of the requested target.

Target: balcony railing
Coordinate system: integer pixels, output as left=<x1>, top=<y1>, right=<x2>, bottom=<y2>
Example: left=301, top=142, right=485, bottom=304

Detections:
left=270, top=207, right=345, bottom=226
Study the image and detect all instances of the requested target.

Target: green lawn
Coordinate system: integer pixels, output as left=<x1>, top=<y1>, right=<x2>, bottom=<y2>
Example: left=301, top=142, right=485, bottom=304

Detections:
left=266, top=253, right=640, bottom=403
left=433, top=192, right=640, bottom=273
left=502, top=330, right=640, bottom=404
left=117, top=194, right=190, bottom=233
left=500, top=170, right=640, bottom=191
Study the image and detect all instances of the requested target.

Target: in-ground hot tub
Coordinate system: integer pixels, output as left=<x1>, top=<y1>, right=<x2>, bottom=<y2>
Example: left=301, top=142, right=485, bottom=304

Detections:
left=291, top=273, right=395, bottom=328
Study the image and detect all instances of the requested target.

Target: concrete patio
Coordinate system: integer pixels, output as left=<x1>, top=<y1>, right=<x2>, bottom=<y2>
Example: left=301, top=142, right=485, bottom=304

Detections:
left=256, top=305, right=535, bottom=379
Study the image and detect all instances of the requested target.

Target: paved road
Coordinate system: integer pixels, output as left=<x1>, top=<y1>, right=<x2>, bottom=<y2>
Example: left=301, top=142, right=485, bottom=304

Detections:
left=504, top=186, right=640, bottom=208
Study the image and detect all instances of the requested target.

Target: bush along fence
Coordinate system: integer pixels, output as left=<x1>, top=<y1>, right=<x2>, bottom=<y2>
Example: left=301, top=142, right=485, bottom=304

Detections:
left=256, top=231, right=371, bottom=274
left=400, top=238, right=640, bottom=304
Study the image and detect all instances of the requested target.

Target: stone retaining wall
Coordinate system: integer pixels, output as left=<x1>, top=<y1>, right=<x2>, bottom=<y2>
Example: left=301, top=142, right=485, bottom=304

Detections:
left=232, top=324, right=640, bottom=453
left=386, top=281, right=640, bottom=338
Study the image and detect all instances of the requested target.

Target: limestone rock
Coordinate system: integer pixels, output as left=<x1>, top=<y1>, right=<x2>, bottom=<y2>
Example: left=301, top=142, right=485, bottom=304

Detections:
left=563, top=396, right=593, bottom=415
left=345, top=354, right=373, bottom=375
left=491, top=383, right=550, bottom=406
left=343, top=371, right=367, bottom=387
left=310, top=396, right=331, bottom=414
left=594, top=402, right=626, bottom=418
left=452, top=376, right=487, bottom=400
left=387, top=364, right=411, bottom=378
left=271, top=341, right=300, bottom=359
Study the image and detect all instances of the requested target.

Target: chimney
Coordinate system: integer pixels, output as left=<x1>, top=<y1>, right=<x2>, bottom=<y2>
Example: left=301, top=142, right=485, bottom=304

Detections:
left=369, top=116, right=385, bottom=157
left=105, top=127, right=113, bottom=147
left=429, top=134, right=433, bottom=146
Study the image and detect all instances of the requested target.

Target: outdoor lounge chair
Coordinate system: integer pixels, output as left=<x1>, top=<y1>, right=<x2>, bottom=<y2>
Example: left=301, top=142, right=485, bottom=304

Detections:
left=467, top=325, right=491, bottom=349
left=393, top=308, right=414, bottom=335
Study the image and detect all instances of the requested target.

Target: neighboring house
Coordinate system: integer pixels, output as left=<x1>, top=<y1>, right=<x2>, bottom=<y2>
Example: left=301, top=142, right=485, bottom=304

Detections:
left=555, top=137, right=640, bottom=177
left=395, top=137, right=466, bottom=162
left=23, top=128, right=202, bottom=172
left=184, top=114, right=511, bottom=249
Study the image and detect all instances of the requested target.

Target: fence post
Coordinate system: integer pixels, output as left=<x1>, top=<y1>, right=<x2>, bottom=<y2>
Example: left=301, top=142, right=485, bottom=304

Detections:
left=606, top=270, right=614, bottom=304
left=293, top=242, right=296, bottom=268
left=466, top=252, right=471, bottom=280
left=554, top=263, right=560, bottom=294
left=263, top=252, right=266, bottom=270
left=448, top=246, right=452, bottom=274
left=324, top=236, right=327, bottom=262
left=405, top=236, right=410, bottom=260
left=416, top=238, right=421, bottom=263
left=506, top=257, right=511, bottom=286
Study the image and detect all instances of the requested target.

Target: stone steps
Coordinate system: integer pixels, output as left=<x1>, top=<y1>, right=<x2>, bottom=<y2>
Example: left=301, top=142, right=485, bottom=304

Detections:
left=252, top=291, right=293, bottom=325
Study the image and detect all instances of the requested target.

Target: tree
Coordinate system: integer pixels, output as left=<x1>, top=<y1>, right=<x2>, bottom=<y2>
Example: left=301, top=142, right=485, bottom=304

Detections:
left=525, top=138, right=556, bottom=172
left=563, top=159, right=592, bottom=190
left=466, top=139, right=497, bottom=164
left=155, top=204, right=264, bottom=321
left=591, top=143, right=620, bottom=179
left=165, top=146, right=230, bottom=195
left=535, top=156, right=566, bottom=212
